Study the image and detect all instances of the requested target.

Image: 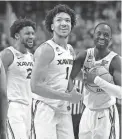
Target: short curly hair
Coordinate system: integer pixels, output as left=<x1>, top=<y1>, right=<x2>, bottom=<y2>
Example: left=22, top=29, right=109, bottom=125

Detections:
left=10, top=18, right=36, bottom=39
left=45, top=4, right=76, bottom=33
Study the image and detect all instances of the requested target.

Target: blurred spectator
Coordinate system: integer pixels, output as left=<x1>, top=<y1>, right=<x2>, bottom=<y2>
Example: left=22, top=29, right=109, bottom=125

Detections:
left=0, top=33, right=10, bottom=51
left=102, top=4, right=116, bottom=20
left=3, top=1, right=120, bottom=56
left=35, top=25, right=46, bottom=46
left=111, top=33, right=121, bottom=56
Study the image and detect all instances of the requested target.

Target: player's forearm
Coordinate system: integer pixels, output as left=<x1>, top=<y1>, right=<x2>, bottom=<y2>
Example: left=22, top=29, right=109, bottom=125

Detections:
left=94, top=76, right=122, bottom=99
left=0, top=94, right=8, bottom=131
left=31, top=83, right=72, bottom=101
left=67, top=77, right=74, bottom=92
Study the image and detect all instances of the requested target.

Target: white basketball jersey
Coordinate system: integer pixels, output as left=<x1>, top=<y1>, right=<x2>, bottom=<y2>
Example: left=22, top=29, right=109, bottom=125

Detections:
left=83, top=48, right=117, bottom=109
left=7, top=46, right=34, bottom=105
left=33, top=39, right=74, bottom=113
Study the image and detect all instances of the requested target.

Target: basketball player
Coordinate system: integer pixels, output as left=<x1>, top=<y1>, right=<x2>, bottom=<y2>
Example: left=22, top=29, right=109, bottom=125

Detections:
left=67, top=22, right=122, bottom=139
left=1, top=18, right=36, bottom=139
left=0, top=59, right=7, bottom=139
left=70, top=73, right=85, bottom=139
left=31, top=4, right=82, bottom=139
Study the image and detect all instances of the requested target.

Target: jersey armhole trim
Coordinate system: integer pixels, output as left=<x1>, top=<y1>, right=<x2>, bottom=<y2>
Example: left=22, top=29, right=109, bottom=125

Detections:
left=82, top=50, right=89, bottom=70
left=109, top=54, right=118, bottom=76
left=6, top=48, right=15, bottom=67
left=45, top=43, right=55, bottom=65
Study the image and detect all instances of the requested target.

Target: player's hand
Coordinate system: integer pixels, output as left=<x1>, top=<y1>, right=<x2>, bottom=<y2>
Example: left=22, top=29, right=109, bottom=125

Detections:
left=84, top=68, right=97, bottom=84
left=69, top=87, right=82, bottom=104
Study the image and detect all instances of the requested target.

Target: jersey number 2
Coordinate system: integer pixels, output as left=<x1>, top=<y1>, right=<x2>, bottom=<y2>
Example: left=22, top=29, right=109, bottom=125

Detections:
left=27, top=68, right=32, bottom=79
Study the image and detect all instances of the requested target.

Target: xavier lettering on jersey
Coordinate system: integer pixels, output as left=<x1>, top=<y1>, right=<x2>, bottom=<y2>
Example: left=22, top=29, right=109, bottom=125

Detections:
left=57, top=59, right=73, bottom=65
left=17, top=62, right=33, bottom=66
left=84, top=60, right=109, bottom=72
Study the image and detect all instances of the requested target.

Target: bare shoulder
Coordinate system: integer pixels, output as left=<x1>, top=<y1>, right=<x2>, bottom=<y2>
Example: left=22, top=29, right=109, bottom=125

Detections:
left=34, top=42, right=54, bottom=63
left=110, top=54, right=122, bottom=85
left=110, top=55, right=121, bottom=70
left=1, top=48, right=14, bottom=65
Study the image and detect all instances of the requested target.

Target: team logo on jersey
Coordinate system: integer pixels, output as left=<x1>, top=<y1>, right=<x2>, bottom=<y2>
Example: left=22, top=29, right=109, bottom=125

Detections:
left=15, top=53, right=20, bottom=57
left=101, top=60, right=108, bottom=66
left=30, top=54, right=34, bottom=60
left=94, top=60, right=108, bottom=67
left=56, top=47, right=60, bottom=52
left=87, top=54, right=93, bottom=62
left=15, top=53, right=24, bottom=59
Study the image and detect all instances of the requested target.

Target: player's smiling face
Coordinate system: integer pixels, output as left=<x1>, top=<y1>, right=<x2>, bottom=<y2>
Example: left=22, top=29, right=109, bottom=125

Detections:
left=94, top=24, right=111, bottom=50
left=51, top=12, right=72, bottom=38
left=18, top=26, right=35, bottom=49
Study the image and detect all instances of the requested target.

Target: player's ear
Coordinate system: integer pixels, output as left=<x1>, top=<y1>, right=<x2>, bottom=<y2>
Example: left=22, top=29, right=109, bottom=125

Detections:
left=15, top=33, right=19, bottom=40
left=51, top=24, right=54, bottom=31
left=110, top=37, right=112, bottom=41
left=109, top=37, right=112, bottom=46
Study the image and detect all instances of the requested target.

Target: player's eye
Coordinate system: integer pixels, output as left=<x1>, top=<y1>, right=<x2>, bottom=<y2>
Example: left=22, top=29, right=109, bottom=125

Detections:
left=104, top=33, right=109, bottom=38
left=97, top=31, right=101, bottom=36
left=65, top=19, right=71, bottom=23
left=57, top=19, right=61, bottom=22
left=25, top=32, right=30, bottom=35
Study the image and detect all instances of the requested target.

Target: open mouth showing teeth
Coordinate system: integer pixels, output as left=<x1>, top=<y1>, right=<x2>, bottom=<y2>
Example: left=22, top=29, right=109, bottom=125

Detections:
left=98, top=41, right=104, bottom=45
left=61, top=29, right=68, bottom=30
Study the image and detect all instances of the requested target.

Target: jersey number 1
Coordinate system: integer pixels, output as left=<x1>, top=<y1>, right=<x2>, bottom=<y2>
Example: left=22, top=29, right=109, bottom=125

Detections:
left=65, top=67, right=69, bottom=80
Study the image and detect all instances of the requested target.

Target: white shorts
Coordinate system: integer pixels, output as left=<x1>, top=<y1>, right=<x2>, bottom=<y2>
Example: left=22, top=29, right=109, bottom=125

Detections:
left=79, top=105, right=119, bottom=139
left=31, top=99, right=74, bottom=139
left=7, top=101, right=31, bottom=139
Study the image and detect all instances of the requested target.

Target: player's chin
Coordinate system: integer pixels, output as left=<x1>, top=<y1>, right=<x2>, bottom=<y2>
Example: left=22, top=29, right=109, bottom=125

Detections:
left=60, top=31, right=69, bottom=37
left=60, top=33, right=69, bottom=38
left=27, top=43, right=33, bottom=48
left=96, top=44, right=106, bottom=49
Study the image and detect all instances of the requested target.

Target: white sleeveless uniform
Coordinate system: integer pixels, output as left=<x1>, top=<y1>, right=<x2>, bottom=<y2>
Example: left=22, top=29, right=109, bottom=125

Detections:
left=31, top=40, right=74, bottom=139
left=79, top=48, right=119, bottom=139
left=7, top=46, right=34, bottom=139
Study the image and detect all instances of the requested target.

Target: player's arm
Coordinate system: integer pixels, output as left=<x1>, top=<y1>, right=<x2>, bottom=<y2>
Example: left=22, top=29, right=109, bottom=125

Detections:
left=0, top=60, right=7, bottom=139
left=0, top=49, right=14, bottom=74
left=94, top=55, right=122, bottom=99
left=67, top=50, right=87, bottom=92
left=31, top=43, right=82, bottom=103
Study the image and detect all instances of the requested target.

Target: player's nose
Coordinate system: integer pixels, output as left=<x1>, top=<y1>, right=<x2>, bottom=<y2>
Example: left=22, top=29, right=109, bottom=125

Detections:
left=29, top=33, right=35, bottom=39
left=99, top=33, right=104, bottom=39
left=61, top=20, right=67, bottom=26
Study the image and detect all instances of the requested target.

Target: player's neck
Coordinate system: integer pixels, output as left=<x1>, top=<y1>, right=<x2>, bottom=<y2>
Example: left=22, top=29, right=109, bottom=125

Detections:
left=14, top=42, right=28, bottom=54
left=94, top=48, right=110, bottom=60
left=52, top=35, right=68, bottom=50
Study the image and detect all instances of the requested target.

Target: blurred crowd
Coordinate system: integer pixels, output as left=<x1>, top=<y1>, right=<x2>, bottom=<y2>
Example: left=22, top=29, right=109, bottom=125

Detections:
left=0, top=1, right=121, bottom=55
